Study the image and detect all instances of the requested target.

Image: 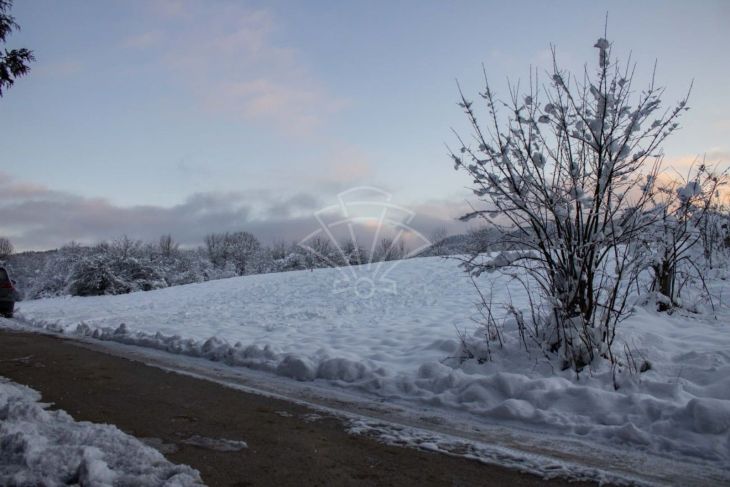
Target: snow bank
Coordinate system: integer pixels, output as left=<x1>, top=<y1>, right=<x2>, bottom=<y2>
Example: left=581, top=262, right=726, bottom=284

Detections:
left=0, top=376, right=202, bottom=486
left=11, top=256, right=730, bottom=467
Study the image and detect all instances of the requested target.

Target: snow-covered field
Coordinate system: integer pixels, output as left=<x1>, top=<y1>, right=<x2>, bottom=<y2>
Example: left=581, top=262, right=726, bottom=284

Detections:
left=0, top=376, right=201, bottom=486
left=10, top=256, right=730, bottom=478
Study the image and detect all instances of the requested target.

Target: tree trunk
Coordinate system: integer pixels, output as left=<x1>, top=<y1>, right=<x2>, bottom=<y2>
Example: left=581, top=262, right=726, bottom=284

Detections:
left=655, top=260, right=675, bottom=311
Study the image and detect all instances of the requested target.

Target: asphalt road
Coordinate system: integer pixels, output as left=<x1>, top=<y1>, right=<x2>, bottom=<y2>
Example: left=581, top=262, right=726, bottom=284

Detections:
left=0, top=329, right=601, bottom=487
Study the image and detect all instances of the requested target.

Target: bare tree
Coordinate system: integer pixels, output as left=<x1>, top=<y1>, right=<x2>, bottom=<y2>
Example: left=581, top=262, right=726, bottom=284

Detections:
left=270, top=240, right=290, bottom=260
left=159, top=234, right=179, bottom=258
left=107, top=235, right=143, bottom=260
left=429, top=226, right=449, bottom=256
left=226, top=231, right=261, bottom=275
left=300, top=235, right=340, bottom=268
left=451, top=35, right=689, bottom=371
left=205, top=231, right=261, bottom=274
left=374, top=236, right=407, bottom=262
left=0, top=237, right=12, bottom=259
left=340, top=238, right=369, bottom=266
left=205, top=232, right=231, bottom=269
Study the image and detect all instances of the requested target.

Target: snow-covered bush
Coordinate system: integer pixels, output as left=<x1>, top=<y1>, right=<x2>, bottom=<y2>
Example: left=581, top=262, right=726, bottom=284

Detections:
left=298, top=235, right=342, bottom=268
left=67, top=254, right=132, bottom=296
left=638, top=164, right=727, bottom=310
left=27, top=243, right=88, bottom=298
left=271, top=251, right=306, bottom=272
left=157, top=250, right=208, bottom=286
left=699, top=197, right=730, bottom=269
left=451, top=36, right=689, bottom=371
left=66, top=239, right=167, bottom=296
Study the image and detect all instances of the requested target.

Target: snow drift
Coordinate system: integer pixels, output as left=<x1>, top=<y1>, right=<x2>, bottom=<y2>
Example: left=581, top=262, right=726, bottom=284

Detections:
left=0, top=376, right=202, bottom=486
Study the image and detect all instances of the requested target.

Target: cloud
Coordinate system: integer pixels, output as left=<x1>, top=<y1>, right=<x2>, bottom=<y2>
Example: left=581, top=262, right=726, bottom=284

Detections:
left=0, top=174, right=468, bottom=252
left=321, top=145, right=375, bottom=184
left=127, top=2, right=347, bottom=135
left=533, top=47, right=577, bottom=70
left=205, top=79, right=346, bottom=135
left=149, top=0, right=189, bottom=19
left=264, top=193, right=321, bottom=220
left=33, top=61, right=83, bottom=78
left=706, top=149, right=730, bottom=164
left=174, top=156, right=215, bottom=180
left=663, top=149, right=730, bottom=174
left=714, top=119, right=730, bottom=131
left=122, top=31, right=163, bottom=49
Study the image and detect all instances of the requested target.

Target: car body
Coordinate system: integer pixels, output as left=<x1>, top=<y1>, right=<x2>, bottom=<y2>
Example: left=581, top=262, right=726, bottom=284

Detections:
left=0, top=266, right=17, bottom=318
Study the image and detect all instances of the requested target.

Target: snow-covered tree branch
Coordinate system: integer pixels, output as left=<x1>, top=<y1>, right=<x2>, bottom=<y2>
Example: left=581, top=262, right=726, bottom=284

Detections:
left=451, top=37, right=690, bottom=371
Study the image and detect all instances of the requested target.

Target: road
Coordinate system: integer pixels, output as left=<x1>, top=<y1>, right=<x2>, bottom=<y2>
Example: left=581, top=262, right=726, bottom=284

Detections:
left=0, top=329, right=603, bottom=487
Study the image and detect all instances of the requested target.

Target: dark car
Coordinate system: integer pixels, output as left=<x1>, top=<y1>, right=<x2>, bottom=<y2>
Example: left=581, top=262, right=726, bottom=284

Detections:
left=0, top=266, right=18, bottom=318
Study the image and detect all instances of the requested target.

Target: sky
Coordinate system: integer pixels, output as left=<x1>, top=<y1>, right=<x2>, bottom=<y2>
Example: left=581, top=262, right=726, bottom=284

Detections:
left=0, top=0, right=728, bottom=250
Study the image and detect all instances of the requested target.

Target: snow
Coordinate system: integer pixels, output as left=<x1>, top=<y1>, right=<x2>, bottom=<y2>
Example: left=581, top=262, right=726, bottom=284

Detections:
left=181, top=435, right=248, bottom=452
left=0, top=376, right=202, bottom=486
left=677, top=180, right=702, bottom=201
left=8, top=256, right=730, bottom=473
left=594, top=38, right=610, bottom=50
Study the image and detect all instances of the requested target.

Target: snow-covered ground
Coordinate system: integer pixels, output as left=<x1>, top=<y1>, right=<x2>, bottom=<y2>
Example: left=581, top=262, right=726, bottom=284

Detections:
left=9, top=256, right=730, bottom=479
left=0, top=376, right=202, bottom=486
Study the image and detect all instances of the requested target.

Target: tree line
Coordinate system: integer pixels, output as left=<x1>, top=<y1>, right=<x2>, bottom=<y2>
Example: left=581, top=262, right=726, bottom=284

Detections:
left=0, top=231, right=432, bottom=299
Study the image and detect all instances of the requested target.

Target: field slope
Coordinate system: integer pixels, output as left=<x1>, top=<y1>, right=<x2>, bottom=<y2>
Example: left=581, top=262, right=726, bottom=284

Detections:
left=10, top=256, right=730, bottom=479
